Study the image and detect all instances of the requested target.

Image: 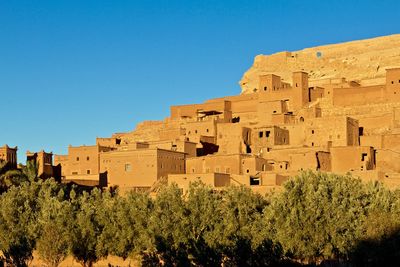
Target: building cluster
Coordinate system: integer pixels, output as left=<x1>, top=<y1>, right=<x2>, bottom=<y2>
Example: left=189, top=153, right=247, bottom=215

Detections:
left=3, top=68, right=400, bottom=193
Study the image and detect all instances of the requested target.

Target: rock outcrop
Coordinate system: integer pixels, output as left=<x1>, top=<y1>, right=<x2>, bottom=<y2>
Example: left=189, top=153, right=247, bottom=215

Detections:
left=240, top=34, right=400, bottom=94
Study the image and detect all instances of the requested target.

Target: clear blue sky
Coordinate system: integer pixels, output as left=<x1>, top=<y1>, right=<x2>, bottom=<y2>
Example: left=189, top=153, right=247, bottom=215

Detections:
left=1, top=0, right=399, bottom=162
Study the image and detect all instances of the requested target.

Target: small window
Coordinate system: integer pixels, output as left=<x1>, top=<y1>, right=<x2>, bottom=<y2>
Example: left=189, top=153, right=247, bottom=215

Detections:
left=311, top=130, right=314, bottom=134
left=206, top=129, right=209, bottom=133
left=72, top=171, right=78, bottom=175
left=195, top=130, right=198, bottom=134
left=86, top=156, right=90, bottom=161
left=311, top=142, right=314, bottom=147
left=264, top=86, right=267, bottom=91
left=296, top=83, right=298, bottom=87
left=259, top=131, right=263, bottom=138
left=392, top=81, right=394, bottom=84
left=246, top=169, right=250, bottom=173
left=266, top=131, right=271, bottom=138
left=76, top=157, right=79, bottom=161
left=125, top=163, right=132, bottom=172
left=361, top=153, right=368, bottom=162
left=86, top=170, right=91, bottom=174
left=250, top=177, right=260, bottom=186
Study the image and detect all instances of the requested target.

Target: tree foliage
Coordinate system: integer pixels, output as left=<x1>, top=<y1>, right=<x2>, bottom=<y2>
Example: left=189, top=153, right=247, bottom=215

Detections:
left=1, top=170, right=400, bottom=266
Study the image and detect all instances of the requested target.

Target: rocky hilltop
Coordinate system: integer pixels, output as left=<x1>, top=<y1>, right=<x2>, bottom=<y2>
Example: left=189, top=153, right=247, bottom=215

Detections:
left=240, top=34, right=400, bottom=94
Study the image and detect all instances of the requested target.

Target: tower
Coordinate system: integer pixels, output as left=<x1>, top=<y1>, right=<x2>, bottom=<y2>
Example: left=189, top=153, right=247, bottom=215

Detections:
left=292, top=71, right=309, bottom=110
left=386, top=68, right=400, bottom=100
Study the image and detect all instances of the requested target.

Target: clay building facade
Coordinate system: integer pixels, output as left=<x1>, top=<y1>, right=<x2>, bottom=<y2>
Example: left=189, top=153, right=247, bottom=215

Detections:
left=0, top=145, right=17, bottom=168
left=48, top=66, right=400, bottom=193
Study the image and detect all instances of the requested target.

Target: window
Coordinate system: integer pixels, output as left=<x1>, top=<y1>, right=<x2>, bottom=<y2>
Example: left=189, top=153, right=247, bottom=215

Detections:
left=195, top=130, right=198, bottom=134
left=311, top=142, right=314, bottom=147
left=266, top=131, right=271, bottom=138
left=76, top=157, right=79, bottom=161
left=250, top=177, right=260, bottom=186
left=264, top=86, right=267, bottom=91
left=359, top=127, right=364, bottom=136
left=72, top=171, right=78, bottom=175
left=86, top=170, right=91, bottom=174
left=361, top=153, right=368, bottom=162
left=86, top=156, right=90, bottom=161
left=246, top=169, right=250, bottom=173
left=311, top=130, right=314, bottom=134
left=259, top=131, right=263, bottom=138
left=296, top=83, right=298, bottom=87
left=125, top=163, right=132, bottom=172
left=206, top=129, right=209, bottom=133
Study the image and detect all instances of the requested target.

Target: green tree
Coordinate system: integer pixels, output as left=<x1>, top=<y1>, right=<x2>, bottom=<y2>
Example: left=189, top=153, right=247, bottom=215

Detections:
left=142, top=184, right=190, bottom=266
left=264, top=171, right=367, bottom=263
left=213, top=185, right=280, bottom=267
left=0, top=181, right=41, bottom=266
left=97, top=191, right=153, bottom=262
left=36, top=186, right=73, bottom=267
left=70, top=189, right=107, bottom=267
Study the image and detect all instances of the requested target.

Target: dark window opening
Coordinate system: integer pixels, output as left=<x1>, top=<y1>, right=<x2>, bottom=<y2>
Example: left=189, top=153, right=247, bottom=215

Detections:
left=296, top=83, right=298, bottom=87
left=311, top=142, right=314, bottom=147
left=361, top=153, right=368, bottom=162
left=86, top=170, right=91, bottom=174
left=300, top=117, right=304, bottom=122
left=246, top=169, right=250, bottom=173
left=232, top=117, right=240, bottom=123
left=116, top=138, right=121, bottom=145
left=259, top=131, right=263, bottom=138
left=392, top=81, right=394, bottom=84
left=273, top=110, right=277, bottom=113
left=266, top=131, right=271, bottom=138
left=359, top=127, right=364, bottom=136
left=250, top=177, right=260, bottom=186
left=246, top=144, right=252, bottom=154
left=86, top=156, right=90, bottom=161
left=76, top=157, right=79, bottom=161
left=311, top=130, right=314, bottom=134
left=264, top=86, right=267, bottom=91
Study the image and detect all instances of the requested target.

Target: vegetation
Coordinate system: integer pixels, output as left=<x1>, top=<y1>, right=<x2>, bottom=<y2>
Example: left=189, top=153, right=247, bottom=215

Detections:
left=1, top=166, right=400, bottom=266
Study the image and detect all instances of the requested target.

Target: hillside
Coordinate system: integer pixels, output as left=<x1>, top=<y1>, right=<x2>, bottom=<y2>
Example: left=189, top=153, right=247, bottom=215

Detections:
left=240, top=34, right=400, bottom=94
